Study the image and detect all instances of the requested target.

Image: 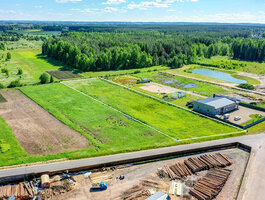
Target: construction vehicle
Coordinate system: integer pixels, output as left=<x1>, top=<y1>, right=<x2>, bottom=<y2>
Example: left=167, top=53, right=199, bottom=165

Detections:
left=91, top=182, right=108, bottom=190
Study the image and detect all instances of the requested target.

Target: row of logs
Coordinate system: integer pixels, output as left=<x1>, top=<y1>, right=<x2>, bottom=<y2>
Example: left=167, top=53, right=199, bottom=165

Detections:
left=189, top=168, right=232, bottom=200
left=164, top=153, right=233, bottom=179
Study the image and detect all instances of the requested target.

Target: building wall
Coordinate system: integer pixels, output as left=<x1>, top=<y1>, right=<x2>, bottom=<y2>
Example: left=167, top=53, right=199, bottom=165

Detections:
left=193, top=101, right=216, bottom=115
left=194, top=101, right=238, bottom=116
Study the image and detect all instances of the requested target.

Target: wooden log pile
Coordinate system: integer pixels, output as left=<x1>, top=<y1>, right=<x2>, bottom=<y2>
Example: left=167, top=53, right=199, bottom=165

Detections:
left=189, top=168, right=232, bottom=200
left=0, top=182, right=35, bottom=199
left=164, top=153, right=232, bottom=179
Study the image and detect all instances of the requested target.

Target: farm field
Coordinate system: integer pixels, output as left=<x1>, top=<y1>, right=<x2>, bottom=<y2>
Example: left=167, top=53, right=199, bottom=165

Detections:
left=64, top=78, right=239, bottom=140
left=0, top=90, right=90, bottom=155
left=20, top=83, right=173, bottom=155
left=80, top=65, right=169, bottom=78
left=0, top=49, right=64, bottom=86
left=0, top=116, right=28, bottom=165
left=46, top=70, right=83, bottom=79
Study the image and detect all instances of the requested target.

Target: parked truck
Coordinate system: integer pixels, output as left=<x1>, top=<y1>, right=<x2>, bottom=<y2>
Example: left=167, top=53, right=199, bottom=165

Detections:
left=91, top=182, right=108, bottom=190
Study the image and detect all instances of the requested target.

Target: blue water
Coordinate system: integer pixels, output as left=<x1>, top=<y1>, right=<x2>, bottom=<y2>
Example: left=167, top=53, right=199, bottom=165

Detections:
left=192, top=68, right=247, bottom=84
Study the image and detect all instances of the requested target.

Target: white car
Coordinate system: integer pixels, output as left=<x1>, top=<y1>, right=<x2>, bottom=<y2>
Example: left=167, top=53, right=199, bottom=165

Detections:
left=234, top=116, right=241, bottom=121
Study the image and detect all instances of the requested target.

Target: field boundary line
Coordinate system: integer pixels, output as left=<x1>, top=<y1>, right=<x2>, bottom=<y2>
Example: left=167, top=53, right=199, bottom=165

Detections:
left=60, top=81, right=178, bottom=142
left=99, top=78, right=242, bottom=131
left=61, top=78, right=246, bottom=142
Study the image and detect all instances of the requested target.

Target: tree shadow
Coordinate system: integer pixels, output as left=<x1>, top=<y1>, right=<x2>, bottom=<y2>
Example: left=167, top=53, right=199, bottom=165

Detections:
left=36, top=54, right=83, bottom=74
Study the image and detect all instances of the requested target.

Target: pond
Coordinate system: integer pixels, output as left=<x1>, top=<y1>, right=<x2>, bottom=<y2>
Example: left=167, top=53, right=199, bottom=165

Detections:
left=192, top=68, right=247, bottom=84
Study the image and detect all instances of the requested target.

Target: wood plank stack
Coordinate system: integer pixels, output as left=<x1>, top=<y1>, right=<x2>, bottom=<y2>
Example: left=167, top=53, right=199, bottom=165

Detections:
left=164, top=153, right=232, bottom=180
left=0, top=182, right=35, bottom=199
left=189, top=168, right=232, bottom=200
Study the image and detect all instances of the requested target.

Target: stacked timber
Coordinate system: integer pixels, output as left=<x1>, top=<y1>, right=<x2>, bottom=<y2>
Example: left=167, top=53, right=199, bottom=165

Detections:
left=164, top=153, right=232, bottom=180
left=0, top=182, right=35, bottom=199
left=189, top=168, right=232, bottom=200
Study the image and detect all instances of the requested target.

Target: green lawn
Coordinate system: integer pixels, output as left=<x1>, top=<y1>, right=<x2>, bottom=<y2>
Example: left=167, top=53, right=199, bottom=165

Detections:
left=132, top=71, right=227, bottom=97
left=241, top=114, right=263, bottom=126
left=0, top=49, right=65, bottom=86
left=0, top=116, right=28, bottom=164
left=21, top=83, right=173, bottom=153
left=64, top=78, right=239, bottom=139
left=81, top=65, right=169, bottom=78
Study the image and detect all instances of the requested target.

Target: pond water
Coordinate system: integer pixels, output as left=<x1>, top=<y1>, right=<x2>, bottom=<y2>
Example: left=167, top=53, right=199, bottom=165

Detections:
left=192, top=68, right=247, bottom=84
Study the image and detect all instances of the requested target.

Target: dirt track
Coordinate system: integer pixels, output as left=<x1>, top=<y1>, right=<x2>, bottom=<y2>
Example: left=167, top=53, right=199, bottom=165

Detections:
left=0, top=90, right=90, bottom=155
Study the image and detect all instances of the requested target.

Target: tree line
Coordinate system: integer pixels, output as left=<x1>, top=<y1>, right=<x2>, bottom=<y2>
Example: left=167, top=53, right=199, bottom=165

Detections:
left=231, top=38, right=265, bottom=62
left=42, top=31, right=233, bottom=71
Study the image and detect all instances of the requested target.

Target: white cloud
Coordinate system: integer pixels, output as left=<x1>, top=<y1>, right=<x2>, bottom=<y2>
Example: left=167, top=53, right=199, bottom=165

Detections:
left=128, top=1, right=169, bottom=9
left=168, top=9, right=176, bottom=12
left=70, top=8, right=81, bottom=11
left=0, top=9, right=16, bottom=14
left=103, top=7, right=118, bottom=13
left=102, top=0, right=126, bottom=5
left=35, top=5, right=43, bottom=9
left=55, top=0, right=82, bottom=3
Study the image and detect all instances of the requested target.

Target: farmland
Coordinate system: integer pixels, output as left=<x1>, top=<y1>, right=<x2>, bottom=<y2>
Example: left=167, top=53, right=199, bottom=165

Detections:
left=0, top=49, right=65, bottom=86
left=64, top=78, right=239, bottom=139
left=20, top=83, right=173, bottom=153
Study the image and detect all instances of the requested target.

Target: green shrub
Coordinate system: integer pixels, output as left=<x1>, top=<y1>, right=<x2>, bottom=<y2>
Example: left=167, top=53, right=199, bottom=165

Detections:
left=238, top=83, right=255, bottom=90
left=39, top=72, right=50, bottom=84
left=50, top=75, right=54, bottom=83
left=17, top=68, right=23, bottom=75
left=1, top=68, right=9, bottom=76
left=0, top=143, right=10, bottom=153
left=8, top=80, right=22, bottom=88
left=0, top=83, right=4, bottom=89
left=6, top=52, right=11, bottom=60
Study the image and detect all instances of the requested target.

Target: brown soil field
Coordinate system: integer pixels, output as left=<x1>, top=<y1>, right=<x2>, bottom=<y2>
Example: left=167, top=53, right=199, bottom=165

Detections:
left=0, top=90, right=90, bottom=155
left=46, top=70, right=83, bottom=79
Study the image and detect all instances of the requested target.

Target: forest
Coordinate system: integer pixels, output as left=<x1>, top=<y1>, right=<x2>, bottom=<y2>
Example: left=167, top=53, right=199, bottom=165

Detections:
left=42, top=31, right=234, bottom=71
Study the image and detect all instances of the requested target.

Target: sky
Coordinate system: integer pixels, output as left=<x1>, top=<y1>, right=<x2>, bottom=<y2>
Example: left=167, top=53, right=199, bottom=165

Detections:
left=0, top=0, right=265, bottom=23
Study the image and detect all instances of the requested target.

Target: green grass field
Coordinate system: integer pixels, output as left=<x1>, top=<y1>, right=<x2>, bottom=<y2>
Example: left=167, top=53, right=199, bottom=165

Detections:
left=64, top=78, right=239, bottom=139
left=0, top=117, right=28, bottom=164
left=21, top=83, right=173, bottom=152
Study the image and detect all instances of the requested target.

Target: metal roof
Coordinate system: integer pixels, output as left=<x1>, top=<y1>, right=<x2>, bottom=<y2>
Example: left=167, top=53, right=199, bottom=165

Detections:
left=197, top=97, right=236, bottom=109
left=145, top=191, right=167, bottom=200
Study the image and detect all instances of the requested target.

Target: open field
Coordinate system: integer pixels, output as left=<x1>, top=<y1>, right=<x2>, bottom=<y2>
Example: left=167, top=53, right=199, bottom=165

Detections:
left=0, top=90, right=90, bottom=155
left=0, top=116, right=28, bottom=165
left=80, top=66, right=169, bottom=78
left=20, top=83, right=173, bottom=154
left=47, top=70, right=83, bottom=79
left=0, top=49, right=65, bottom=86
left=64, top=78, right=239, bottom=139
left=197, top=56, right=265, bottom=75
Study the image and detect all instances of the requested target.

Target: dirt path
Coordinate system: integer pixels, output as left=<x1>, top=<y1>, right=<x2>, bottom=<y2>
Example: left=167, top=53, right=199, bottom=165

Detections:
left=140, top=82, right=206, bottom=98
left=0, top=90, right=90, bottom=155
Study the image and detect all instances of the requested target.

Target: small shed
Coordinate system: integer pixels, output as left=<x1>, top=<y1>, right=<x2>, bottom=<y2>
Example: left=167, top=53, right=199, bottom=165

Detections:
left=141, top=78, right=151, bottom=83
left=145, top=191, right=168, bottom=200
left=41, top=174, right=50, bottom=188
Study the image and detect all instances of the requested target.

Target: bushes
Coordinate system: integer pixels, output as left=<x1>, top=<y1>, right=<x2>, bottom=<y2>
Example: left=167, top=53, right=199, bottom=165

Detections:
left=39, top=72, right=50, bottom=84
left=17, top=68, right=23, bottom=75
left=238, top=83, right=255, bottom=90
left=8, top=80, right=22, bottom=88
left=1, top=68, right=9, bottom=76
left=0, top=83, right=4, bottom=89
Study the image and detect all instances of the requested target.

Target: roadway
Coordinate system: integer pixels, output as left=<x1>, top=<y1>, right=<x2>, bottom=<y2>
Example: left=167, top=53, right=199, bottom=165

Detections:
left=1, top=133, right=265, bottom=199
